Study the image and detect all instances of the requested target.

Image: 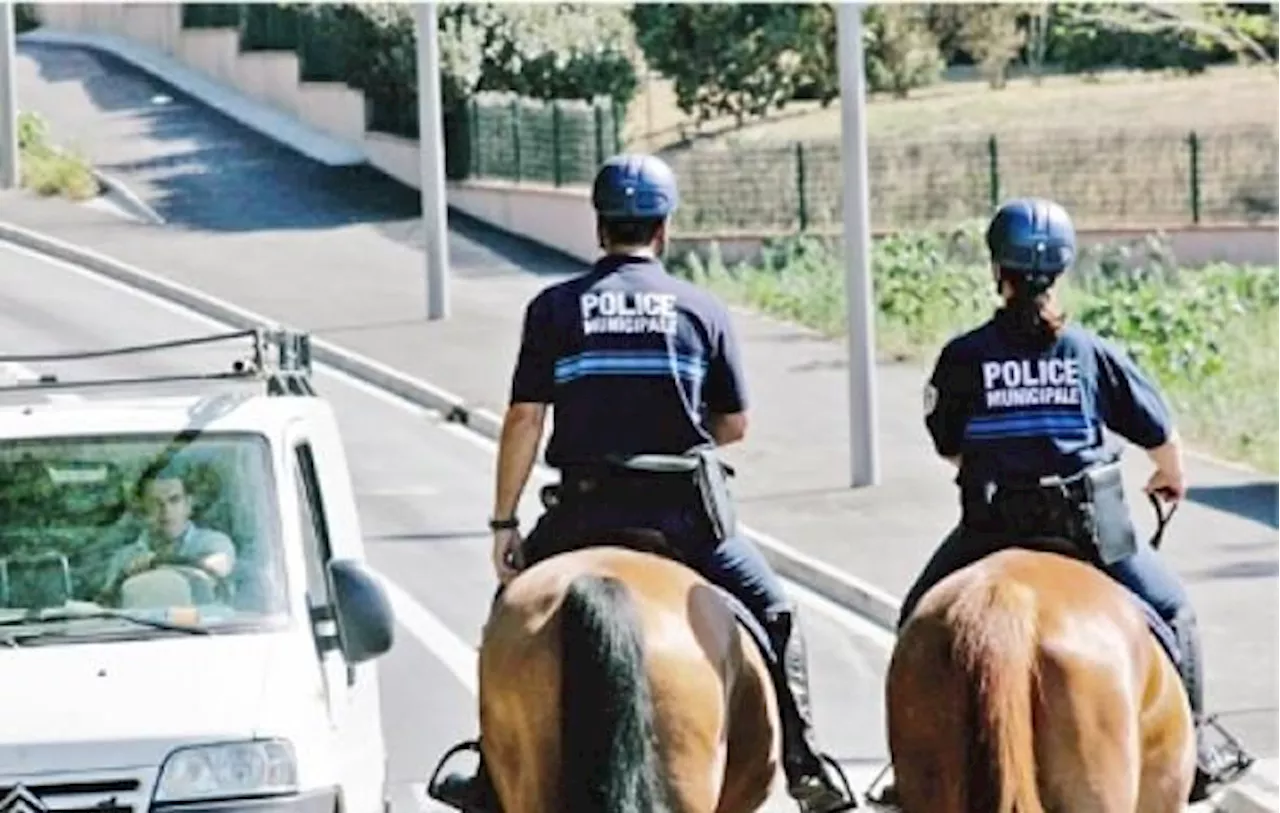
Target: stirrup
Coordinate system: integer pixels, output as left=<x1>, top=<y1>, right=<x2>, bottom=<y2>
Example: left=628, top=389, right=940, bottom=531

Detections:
left=794, top=752, right=859, bottom=812
left=426, top=739, right=481, bottom=803
left=862, top=762, right=899, bottom=810
left=1199, top=714, right=1256, bottom=786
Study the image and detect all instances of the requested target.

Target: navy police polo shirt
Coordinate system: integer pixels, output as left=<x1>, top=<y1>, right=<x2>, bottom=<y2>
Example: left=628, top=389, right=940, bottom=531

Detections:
left=925, top=318, right=1175, bottom=487
left=508, top=254, right=748, bottom=469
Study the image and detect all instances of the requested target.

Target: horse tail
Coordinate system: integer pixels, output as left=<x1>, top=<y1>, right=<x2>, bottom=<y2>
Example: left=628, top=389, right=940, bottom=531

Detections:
left=558, top=573, right=672, bottom=813
left=950, top=577, right=1045, bottom=813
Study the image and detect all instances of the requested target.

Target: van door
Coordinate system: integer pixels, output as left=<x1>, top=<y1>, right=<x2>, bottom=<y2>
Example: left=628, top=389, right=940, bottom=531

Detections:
left=291, top=440, right=349, bottom=723
left=291, top=436, right=387, bottom=813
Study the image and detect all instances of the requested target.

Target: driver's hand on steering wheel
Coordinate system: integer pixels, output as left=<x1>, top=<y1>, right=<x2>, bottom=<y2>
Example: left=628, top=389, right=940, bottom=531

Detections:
left=123, top=551, right=157, bottom=577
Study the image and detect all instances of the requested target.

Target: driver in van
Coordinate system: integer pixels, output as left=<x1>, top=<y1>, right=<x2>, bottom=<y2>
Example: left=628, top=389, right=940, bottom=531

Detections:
left=99, top=463, right=237, bottom=601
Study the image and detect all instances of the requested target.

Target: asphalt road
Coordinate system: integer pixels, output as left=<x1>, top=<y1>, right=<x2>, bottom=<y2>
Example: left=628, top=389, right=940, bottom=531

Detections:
left=0, top=242, right=900, bottom=812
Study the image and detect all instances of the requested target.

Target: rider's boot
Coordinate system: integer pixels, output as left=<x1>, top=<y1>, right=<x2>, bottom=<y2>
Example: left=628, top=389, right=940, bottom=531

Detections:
left=765, top=608, right=857, bottom=812
left=430, top=746, right=498, bottom=813
left=1171, top=608, right=1255, bottom=802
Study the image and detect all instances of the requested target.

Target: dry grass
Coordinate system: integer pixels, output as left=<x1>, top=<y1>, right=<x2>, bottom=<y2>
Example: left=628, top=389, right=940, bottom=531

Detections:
left=624, top=64, right=1280, bottom=149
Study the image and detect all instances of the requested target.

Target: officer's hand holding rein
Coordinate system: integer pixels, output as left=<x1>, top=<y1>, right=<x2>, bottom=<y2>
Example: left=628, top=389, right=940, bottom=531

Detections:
left=1143, top=430, right=1188, bottom=504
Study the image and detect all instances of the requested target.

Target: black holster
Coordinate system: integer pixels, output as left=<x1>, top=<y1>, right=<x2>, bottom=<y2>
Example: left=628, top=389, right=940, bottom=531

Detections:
left=690, top=446, right=738, bottom=543
left=962, top=460, right=1137, bottom=565
left=552, top=447, right=739, bottom=546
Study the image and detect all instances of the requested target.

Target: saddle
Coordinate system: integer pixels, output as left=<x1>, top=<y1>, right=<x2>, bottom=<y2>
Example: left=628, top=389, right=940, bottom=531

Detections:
left=536, top=452, right=781, bottom=676
left=975, top=489, right=1184, bottom=670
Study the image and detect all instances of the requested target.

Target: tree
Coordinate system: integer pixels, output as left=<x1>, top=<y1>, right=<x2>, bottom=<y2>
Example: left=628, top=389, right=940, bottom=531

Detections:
left=863, top=4, right=946, bottom=98
left=631, top=3, right=829, bottom=127
left=1057, top=2, right=1277, bottom=68
left=1024, top=3, right=1053, bottom=84
left=956, top=3, right=1029, bottom=89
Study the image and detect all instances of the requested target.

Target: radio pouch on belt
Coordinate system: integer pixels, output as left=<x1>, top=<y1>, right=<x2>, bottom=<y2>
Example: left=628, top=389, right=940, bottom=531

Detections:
left=692, top=447, right=737, bottom=543
left=1080, top=460, right=1138, bottom=565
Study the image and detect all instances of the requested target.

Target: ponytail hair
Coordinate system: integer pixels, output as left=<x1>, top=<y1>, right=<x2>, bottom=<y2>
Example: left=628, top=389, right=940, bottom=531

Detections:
left=994, top=268, right=1067, bottom=350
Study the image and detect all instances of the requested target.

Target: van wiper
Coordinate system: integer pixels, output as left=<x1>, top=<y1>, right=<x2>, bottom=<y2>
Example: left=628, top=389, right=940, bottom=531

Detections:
left=0, top=606, right=210, bottom=635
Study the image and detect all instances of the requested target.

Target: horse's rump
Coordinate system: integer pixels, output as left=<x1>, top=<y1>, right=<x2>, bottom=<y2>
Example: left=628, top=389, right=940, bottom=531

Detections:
left=887, top=548, right=1192, bottom=813
left=479, top=545, right=780, bottom=813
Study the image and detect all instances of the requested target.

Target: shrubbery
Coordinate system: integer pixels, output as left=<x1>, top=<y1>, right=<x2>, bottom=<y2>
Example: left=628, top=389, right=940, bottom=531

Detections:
left=180, top=3, right=638, bottom=143
left=674, top=227, right=1279, bottom=472
left=16, top=111, right=99, bottom=202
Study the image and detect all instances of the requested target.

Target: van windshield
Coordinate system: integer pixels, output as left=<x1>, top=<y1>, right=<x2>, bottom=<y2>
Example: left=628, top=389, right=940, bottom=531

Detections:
left=0, top=431, right=290, bottom=640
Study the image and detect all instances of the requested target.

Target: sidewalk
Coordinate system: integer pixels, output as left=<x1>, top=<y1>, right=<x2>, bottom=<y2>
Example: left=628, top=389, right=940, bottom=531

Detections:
left=5, top=38, right=1278, bottom=759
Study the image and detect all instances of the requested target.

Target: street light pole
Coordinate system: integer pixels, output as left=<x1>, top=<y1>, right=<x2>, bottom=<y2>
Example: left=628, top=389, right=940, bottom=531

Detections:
left=415, top=1, right=450, bottom=320
left=0, top=2, right=19, bottom=190
left=836, top=2, right=879, bottom=488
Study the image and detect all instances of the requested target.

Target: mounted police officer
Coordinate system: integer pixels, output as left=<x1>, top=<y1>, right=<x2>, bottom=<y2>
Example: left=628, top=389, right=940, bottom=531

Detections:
left=874, top=196, right=1253, bottom=806
left=430, top=153, right=855, bottom=813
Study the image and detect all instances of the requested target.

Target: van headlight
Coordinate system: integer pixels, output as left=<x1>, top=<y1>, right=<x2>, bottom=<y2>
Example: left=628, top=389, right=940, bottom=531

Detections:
left=155, top=740, right=298, bottom=803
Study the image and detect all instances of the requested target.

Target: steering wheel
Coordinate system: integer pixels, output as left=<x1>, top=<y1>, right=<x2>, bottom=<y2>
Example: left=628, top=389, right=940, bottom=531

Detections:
left=119, top=563, right=219, bottom=609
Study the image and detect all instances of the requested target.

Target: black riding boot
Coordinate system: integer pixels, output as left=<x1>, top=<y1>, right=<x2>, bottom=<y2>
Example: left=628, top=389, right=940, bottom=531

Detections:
left=765, top=608, right=857, bottom=812
left=429, top=743, right=499, bottom=813
left=1171, top=608, right=1255, bottom=802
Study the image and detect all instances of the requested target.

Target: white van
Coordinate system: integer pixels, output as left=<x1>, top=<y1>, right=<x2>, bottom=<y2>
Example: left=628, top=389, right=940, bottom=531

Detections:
left=0, top=330, right=395, bottom=813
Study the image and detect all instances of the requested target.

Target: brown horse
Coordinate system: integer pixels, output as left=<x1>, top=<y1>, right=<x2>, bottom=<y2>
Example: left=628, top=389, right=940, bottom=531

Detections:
left=473, top=541, right=783, bottom=813
left=884, top=545, right=1196, bottom=813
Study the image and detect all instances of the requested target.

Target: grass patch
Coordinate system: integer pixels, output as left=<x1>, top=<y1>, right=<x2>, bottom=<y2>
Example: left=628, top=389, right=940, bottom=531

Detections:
left=674, top=228, right=1280, bottom=474
left=17, top=111, right=100, bottom=202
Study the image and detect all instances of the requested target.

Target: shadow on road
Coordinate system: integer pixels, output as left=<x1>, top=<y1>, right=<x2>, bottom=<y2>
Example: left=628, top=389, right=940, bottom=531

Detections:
left=1187, top=481, right=1279, bottom=529
left=20, top=40, right=593, bottom=282
left=20, top=41, right=420, bottom=232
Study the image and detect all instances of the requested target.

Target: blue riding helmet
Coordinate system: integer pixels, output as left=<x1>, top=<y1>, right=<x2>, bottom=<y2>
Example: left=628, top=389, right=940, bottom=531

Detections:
left=592, top=153, right=679, bottom=220
left=986, top=197, right=1077, bottom=277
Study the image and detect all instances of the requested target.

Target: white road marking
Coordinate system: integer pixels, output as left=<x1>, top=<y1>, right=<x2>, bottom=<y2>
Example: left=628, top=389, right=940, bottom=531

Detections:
left=377, top=573, right=478, bottom=696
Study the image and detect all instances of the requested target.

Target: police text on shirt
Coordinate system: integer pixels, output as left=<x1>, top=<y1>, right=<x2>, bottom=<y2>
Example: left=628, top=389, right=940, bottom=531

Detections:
left=580, top=291, right=678, bottom=336
left=982, top=358, right=1082, bottom=408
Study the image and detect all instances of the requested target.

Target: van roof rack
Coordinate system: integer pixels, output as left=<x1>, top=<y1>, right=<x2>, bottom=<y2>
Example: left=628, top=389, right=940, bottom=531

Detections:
left=0, top=328, right=316, bottom=398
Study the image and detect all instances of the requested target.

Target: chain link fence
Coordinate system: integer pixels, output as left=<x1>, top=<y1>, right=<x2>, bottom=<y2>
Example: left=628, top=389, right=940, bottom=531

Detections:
left=464, top=103, right=1277, bottom=232
left=464, top=93, right=625, bottom=187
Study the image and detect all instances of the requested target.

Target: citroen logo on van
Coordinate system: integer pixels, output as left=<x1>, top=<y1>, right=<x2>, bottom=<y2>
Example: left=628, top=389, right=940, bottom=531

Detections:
left=0, top=785, right=49, bottom=813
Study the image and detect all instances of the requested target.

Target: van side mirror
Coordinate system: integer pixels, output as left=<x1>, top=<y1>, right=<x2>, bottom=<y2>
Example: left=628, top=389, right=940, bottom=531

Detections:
left=326, top=559, right=395, bottom=664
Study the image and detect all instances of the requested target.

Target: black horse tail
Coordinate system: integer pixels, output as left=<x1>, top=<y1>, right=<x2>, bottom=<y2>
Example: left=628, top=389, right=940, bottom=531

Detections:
left=559, top=573, right=673, bottom=813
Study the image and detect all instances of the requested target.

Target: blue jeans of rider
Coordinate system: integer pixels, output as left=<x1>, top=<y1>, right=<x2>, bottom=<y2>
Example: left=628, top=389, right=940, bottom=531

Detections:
left=521, top=490, right=792, bottom=620
left=896, top=524, right=1192, bottom=630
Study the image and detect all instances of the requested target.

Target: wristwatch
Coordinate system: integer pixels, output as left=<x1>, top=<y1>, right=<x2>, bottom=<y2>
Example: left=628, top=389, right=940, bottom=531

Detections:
left=488, top=516, right=519, bottom=531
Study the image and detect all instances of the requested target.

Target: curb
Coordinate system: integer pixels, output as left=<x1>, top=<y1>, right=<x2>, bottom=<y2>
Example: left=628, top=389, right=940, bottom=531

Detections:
left=1218, top=783, right=1280, bottom=813
left=0, top=218, right=907, bottom=633
left=91, top=170, right=166, bottom=226
left=1213, top=757, right=1274, bottom=813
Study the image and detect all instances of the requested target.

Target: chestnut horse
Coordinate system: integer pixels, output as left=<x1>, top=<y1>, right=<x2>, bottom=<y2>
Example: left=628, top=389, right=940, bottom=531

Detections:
left=471, top=542, right=785, bottom=813
left=884, top=534, right=1196, bottom=812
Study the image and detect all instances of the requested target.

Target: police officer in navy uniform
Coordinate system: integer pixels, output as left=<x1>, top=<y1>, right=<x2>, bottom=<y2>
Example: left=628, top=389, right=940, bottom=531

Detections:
left=431, top=153, right=855, bottom=813
left=873, top=197, right=1253, bottom=806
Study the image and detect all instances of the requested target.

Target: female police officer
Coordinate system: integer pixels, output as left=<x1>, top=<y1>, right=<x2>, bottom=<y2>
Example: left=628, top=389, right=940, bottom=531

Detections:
left=875, top=197, right=1251, bottom=805
left=429, top=153, right=854, bottom=813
